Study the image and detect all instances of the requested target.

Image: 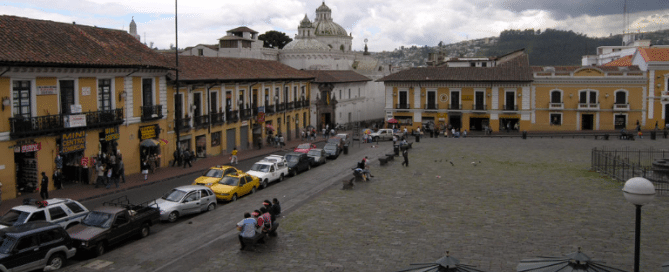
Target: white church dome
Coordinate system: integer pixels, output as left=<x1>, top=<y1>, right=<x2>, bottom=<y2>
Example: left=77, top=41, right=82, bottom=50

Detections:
left=283, top=38, right=330, bottom=51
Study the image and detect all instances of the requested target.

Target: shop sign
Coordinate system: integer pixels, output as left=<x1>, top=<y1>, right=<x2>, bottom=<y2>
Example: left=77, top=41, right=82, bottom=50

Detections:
left=81, top=87, right=91, bottom=96
left=64, top=114, right=87, bottom=128
left=104, top=127, right=120, bottom=141
left=256, top=112, right=265, bottom=123
left=241, top=121, right=248, bottom=126
left=70, top=104, right=82, bottom=114
left=62, top=131, right=86, bottom=154
left=81, top=157, right=90, bottom=167
left=14, top=142, right=41, bottom=153
left=37, top=86, right=57, bottom=95
left=139, top=125, right=158, bottom=140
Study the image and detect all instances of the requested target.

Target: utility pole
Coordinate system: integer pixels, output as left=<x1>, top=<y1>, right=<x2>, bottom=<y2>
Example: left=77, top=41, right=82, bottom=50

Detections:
left=175, top=0, right=180, bottom=152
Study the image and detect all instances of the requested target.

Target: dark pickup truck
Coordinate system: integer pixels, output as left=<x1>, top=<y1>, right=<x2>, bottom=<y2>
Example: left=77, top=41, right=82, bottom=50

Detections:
left=66, top=196, right=159, bottom=257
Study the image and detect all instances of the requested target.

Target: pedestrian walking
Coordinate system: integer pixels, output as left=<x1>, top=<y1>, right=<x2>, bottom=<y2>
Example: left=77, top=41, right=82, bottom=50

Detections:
left=118, top=155, right=126, bottom=183
left=52, top=169, right=63, bottom=189
left=40, top=172, right=49, bottom=200
left=95, top=162, right=105, bottom=188
left=401, top=149, right=409, bottom=167
left=172, top=148, right=181, bottom=167
left=182, top=149, right=192, bottom=168
left=105, top=166, right=114, bottom=189
left=279, top=134, right=285, bottom=147
left=231, top=147, right=238, bottom=165
left=322, top=128, right=327, bottom=139
left=141, top=159, right=150, bottom=180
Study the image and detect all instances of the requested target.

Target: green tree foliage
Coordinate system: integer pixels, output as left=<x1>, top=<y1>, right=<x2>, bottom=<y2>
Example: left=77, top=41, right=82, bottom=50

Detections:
left=258, top=30, right=293, bottom=49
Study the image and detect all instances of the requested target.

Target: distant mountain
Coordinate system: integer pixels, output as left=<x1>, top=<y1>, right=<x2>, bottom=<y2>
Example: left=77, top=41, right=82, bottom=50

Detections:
left=374, top=28, right=669, bottom=67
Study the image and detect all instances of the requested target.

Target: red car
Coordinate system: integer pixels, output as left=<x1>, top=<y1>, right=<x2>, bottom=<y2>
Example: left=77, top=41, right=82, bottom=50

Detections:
left=294, top=143, right=317, bottom=154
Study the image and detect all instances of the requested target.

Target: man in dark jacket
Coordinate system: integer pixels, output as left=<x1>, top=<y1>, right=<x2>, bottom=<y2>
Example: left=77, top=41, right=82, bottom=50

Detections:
left=40, top=172, right=49, bottom=200
left=401, top=149, right=409, bottom=167
left=183, top=149, right=192, bottom=168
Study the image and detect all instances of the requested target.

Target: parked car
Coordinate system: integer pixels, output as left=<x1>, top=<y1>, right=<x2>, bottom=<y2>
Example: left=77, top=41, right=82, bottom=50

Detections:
left=306, top=148, right=327, bottom=166
left=210, top=172, right=260, bottom=202
left=336, top=133, right=351, bottom=146
left=327, top=136, right=345, bottom=151
left=370, top=129, right=398, bottom=141
left=0, top=221, right=77, bottom=272
left=247, top=158, right=289, bottom=189
left=66, top=196, right=159, bottom=257
left=152, top=185, right=217, bottom=223
left=0, top=198, right=89, bottom=230
left=284, top=152, right=311, bottom=176
left=293, top=143, right=317, bottom=154
left=193, top=166, right=242, bottom=187
left=323, top=142, right=341, bottom=159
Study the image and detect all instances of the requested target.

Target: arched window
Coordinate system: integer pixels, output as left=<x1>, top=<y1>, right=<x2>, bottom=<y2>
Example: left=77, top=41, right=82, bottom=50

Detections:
left=579, top=89, right=598, bottom=104
left=614, top=90, right=627, bottom=104
left=550, top=90, right=562, bottom=103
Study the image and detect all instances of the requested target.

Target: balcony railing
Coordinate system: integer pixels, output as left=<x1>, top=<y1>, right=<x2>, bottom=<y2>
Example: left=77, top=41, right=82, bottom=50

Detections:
left=424, top=103, right=439, bottom=110
left=578, top=103, right=600, bottom=110
left=448, top=104, right=462, bottom=110
left=613, top=103, right=630, bottom=111
left=175, top=117, right=191, bottom=131
left=266, top=105, right=275, bottom=114
left=549, top=102, right=564, bottom=110
left=396, top=103, right=410, bottom=109
left=193, top=114, right=210, bottom=128
left=472, top=104, right=487, bottom=111
left=141, top=105, right=163, bottom=121
left=252, top=107, right=259, bottom=116
left=240, top=109, right=252, bottom=120
left=210, top=112, right=225, bottom=125
left=295, top=101, right=303, bottom=108
left=226, top=110, right=239, bottom=123
left=502, top=105, right=518, bottom=111
left=9, top=108, right=124, bottom=139
left=286, top=102, right=294, bottom=110
left=277, top=103, right=286, bottom=112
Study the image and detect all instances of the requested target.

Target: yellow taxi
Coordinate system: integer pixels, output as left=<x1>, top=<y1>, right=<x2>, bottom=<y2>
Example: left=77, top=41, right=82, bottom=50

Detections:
left=210, top=172, right=260, bottom=202
left=192, top=166, right=243, bottom=188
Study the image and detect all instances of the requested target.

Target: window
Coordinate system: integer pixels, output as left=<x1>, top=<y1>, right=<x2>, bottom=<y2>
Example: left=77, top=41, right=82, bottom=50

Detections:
left=482, top=62, right=487, bottom=67
left=579, top=90, right=597, bottom=104
left=198, top=49, right=204, bottom=56
left=27, top=211, right=46, bottom=222
left=48, top=207, right=67, bottom=220
left=12, top=80, right=31, bottom=118
left=175, top=93, right=184, bottom=117
left=470, top=63, right=476, bottom=67
left=200, top=189, right=211, bottom=197
left=115, top=213, right=129, bottom=225
left=505, top=91, right=515, bottom=110
left=65, top=202, right=86, bottom=214
left=550, top=113, right=562, bottom=126
left=142, top=78, right=153, bottom=107
left=98, top=79, right=112, bottom=111
left=615, top=91, right=627, bottom=104
left=293, top=86, right=297, bottom=102
left=348, top=89, right=351, bottom=99
left=358, top=88, right=360, bottom=98
left=39, top=229, right=63, bottom=244
left=211, top=132, right=221, bottom=147
left=339, top=90, right=342, bottom=100
left=15, top=236, right=37, bottom=251
left=550, top=90, right=561, bottom=103
left=60, top=80, right=75, bottom=114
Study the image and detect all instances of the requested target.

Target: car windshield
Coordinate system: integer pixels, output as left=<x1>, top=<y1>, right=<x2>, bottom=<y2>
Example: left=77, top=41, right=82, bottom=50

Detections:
left=219, top=176, right=240, bottom=186
left=296, top=144, right=311, bottom=149
left=81, top=211, right=114, bottom=228
left=285, top=155, right=299, bottom=162
left=203, top=169, right=223, bottom=178
left=0, top=236, right=16, bottom=254
left=324, top=144, right=337, bottom=150
left=250, top=163, right=270, bottom=172
left=0, top=209, right=29, bottom=227
left=307, top=150, right=321, bottom=156
left=162, top=189, right=187, bottom=202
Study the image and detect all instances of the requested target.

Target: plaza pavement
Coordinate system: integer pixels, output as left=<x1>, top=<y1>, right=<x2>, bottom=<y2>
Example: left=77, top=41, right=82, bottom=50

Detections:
left=189, top=135, right=669, bottom=272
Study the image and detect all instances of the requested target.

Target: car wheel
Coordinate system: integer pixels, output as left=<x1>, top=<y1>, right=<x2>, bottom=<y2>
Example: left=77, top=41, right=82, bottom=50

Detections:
left=94, top=243, right=106, bottom=257
left=231, top=194, right=238, bottom=202
left=47, top=253, right=65, bottom=270
left=307, top=164, right=311, bottom=170
left=278, top=174, right=284, bottom=182
left=207, top=203, right=216, bottom=212
left=251, top=187, right=257, bottom=194
left=167, top=211, right=179, bottom=223
left=262, top=179, right=269, bottom=189
left=292, top=170, right=297, bottom=176
left=140, top=224, right=150, bottom=238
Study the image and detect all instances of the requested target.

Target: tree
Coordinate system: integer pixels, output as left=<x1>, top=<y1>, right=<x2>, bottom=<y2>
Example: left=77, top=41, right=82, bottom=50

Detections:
left=258, top=30, right=293, bottom=49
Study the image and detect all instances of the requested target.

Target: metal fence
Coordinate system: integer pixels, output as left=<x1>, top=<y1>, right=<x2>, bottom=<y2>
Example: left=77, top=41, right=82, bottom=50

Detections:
left=591, top=147, right=669, bottom=195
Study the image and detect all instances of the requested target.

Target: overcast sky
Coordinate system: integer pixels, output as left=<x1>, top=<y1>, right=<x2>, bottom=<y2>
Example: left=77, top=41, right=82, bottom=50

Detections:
left=2, top=0, right=668, bottom=52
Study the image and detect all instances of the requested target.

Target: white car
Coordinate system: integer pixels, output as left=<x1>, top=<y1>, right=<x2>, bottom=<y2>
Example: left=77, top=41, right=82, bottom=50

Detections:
left=0, top=198, right=89, bottom=230
left=152, top=185, right=217, bottom=223
left=248, top=156, right=289, bottom=189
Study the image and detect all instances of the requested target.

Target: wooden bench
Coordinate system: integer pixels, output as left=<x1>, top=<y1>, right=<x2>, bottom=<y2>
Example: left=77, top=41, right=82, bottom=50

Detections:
left=241, top=221, right=281, bottom=248
left=378, top=157, right=389, bottom=165
left=385, top=154, right=395, bottom=161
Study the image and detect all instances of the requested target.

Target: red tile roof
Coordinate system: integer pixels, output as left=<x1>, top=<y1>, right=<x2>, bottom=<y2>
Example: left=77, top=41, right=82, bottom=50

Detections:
left=379, top=53, right=533, bottom=82
left=531, top=65, right=641, bottom=72
left=303, top=70, right=371, bottom=83
left=167, top=56, right=314, bottom=82
left=228, top=26, right=258, bottom=34
left=0, top=15, right=172, bottom=69
left=603, top=55, right=633, bottom=66
left=638, top=48, right=669, bottom=62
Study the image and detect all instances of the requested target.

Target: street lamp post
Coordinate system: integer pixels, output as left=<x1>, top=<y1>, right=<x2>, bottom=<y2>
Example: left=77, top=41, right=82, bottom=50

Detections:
left=622, top=177, right=655, bottom=272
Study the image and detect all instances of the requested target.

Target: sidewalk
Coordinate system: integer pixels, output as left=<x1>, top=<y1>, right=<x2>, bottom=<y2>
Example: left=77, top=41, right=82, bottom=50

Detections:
left=0, top=135, right=327, bottom=215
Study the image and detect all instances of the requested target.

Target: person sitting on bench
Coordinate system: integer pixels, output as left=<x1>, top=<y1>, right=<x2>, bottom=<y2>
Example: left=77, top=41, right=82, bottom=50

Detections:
left=236, top=212, right=257, bottom=250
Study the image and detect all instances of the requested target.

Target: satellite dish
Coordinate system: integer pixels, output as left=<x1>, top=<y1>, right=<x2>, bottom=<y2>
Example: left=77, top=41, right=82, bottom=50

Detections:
left=364, top=38, right=368, bottom=43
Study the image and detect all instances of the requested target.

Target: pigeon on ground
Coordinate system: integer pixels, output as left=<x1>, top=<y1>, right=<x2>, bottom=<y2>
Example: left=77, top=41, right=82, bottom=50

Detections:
left=450, top=162, right=454, bottom=166
left=471, top=162, right=477, bottom=166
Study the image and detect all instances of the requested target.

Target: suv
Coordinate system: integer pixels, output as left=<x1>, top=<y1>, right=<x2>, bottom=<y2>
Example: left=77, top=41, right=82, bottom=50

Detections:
left=284, top=152, right=311, bottom=176
left=0, top=221, right=77, bottom=271
left=0, top=198, right=89, bottom=230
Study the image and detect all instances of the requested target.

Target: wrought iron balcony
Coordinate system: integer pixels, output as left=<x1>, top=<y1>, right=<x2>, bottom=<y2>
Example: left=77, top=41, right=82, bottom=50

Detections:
left=252, top=107, right=259, bottom=116
left=549, top=102, right=564, bottom=110
left=276, top=103, right=286, bottom=112
left=266, top=105, right=275, bottom=114
left=503, top=105, right=518, bottom=111
left=193, top=114, right=210, bottom=128
left=210, top=112, right=225, bottom=125
left=141, top=105, right=163, bottom=121
left=240, top=109, right=252, bottom=120
left=613, top=103, right=630, bottom=111
left=396, top=103, right=410, bottom=109
left=226, top=110, right=239, bottom=123
left=286, top=102, right=294, bottom=110
left=295, top=101, right=303, bottom=108
left=175, top=117, right=191, bottom=131
left=578, top=103, right=599, bottom=110
left=472, top=104, right=487, bottom=111
left=424, top=103, right=439, bottom=110
left=448, top=104, right=462, bottom=110
left=9, top=108, right=124, bottom=139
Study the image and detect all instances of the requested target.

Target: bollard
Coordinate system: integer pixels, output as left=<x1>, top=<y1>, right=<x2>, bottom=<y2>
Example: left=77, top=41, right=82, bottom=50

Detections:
left=393, top=145, right=399, bottom=156
left=343, top=145, right=349, bottom=155
left=522, top=131, right=527, bottom=139
left=651, top=131, right=656, bottom=140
